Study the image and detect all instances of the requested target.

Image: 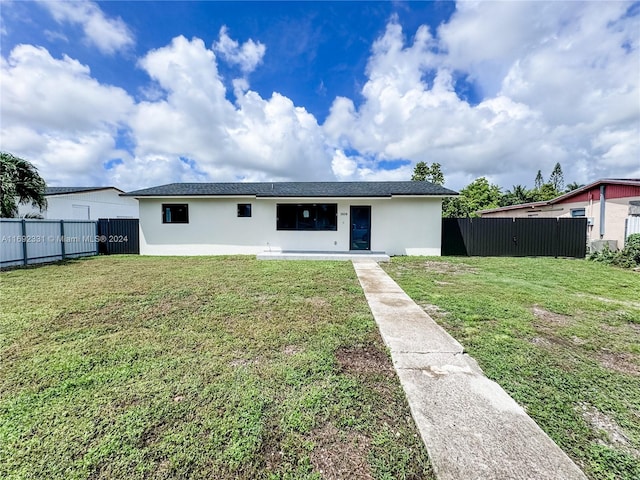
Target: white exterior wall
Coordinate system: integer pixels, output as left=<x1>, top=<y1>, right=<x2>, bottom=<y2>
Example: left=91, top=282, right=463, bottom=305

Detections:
left=18, top=189, right=139, bottom=220
left=138, top=196, right=442, bottom=256
left=481, top=196, right=640, bottom=248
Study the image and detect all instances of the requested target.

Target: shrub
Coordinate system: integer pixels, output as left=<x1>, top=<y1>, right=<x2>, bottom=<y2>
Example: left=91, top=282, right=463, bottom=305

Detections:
left=588, top=233, right=640, bottom=268
left=614, top=233, right=640, bottom=268
left=587, top=242, right=617, bottom=263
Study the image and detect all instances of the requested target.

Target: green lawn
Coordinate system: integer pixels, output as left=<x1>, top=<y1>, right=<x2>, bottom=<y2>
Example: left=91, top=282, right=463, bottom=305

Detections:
left=383, top=257, right=640, bottom=480
left=0, top=256, right=432, bottom=480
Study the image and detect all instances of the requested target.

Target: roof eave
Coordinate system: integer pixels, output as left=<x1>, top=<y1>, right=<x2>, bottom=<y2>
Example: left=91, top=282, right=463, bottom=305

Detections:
left=47, top=186, right=123, bottom=196
left=550, top=178, right=640, bottom=204
left=478, top=201, right=548, bottom=214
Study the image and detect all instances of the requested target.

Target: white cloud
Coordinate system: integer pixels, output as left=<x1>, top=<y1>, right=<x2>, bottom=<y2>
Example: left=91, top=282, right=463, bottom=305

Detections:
left=39, top=0, right=134, bottom=55
left=108, top=154, right=210, bottom=191
left=0, top=35, right=332, bottom=191
left=213, top=25, right=266, bottom=73
left=1, top=45, right=133, bottom=132
left=331, top=150, right=357, bottom=179
left=2, top=3, right=637, bottom=192
left=0, top=44, right=133, bottom=185
left=324, top=18, right=551, bottom=182
left=324, top=5, right=639, bottom=189
left=128, top=35, right=331, bottom=188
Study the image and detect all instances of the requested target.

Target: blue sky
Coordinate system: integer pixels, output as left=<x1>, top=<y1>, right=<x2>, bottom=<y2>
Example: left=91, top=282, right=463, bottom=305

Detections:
left=1, top=1, right=639, bottom=191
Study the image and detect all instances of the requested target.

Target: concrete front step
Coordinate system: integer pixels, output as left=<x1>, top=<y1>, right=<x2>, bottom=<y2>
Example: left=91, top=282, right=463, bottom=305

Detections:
left=257, top=251, right=390, bottom=262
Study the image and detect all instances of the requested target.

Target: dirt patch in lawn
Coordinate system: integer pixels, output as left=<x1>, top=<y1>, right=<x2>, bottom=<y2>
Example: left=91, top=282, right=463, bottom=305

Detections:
left=419, top=303, right=446, bottom=320
left=335, top=345, right=393, bottom=375
left=229, top=357, right=262, bottom=367
left=531, top=306, right=572, bottom=327
left=529, top=336, right=552, bottom=347
left=420, top=261, right=477, bottom=275
left=605, top=319, right=640, bottom=334
left=579, top=403, right=640, bottom=459
left=576, top=293, right=640, bottom=310
left=596, top=351, right=640, bottom=376
left=305, top=297, right=331, bottom=308
left=309, top=423, right=374, bottom=480
left=282, top=345, right=302, bottom=356
left=530, top=306, right=575, bottom=349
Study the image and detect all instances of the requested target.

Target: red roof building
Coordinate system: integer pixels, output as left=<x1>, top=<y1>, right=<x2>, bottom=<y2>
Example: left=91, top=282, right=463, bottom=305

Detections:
left=479, top=179, right=640, bottom=249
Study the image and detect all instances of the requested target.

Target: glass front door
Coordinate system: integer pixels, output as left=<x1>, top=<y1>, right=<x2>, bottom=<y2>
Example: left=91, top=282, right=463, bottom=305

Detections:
left=350, top=206, right=371, bottom=251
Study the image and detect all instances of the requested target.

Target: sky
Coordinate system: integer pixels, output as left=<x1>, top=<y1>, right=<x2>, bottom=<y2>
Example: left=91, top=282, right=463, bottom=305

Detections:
left=1, top=1, right=639, bottom=192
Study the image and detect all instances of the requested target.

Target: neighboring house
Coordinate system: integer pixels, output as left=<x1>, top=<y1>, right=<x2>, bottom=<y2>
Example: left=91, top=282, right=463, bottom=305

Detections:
left=478, top=179, right=640, bottom=249
left=18, top=187, right=139, bottom=220
left=123, top=182, right=457, bottom=256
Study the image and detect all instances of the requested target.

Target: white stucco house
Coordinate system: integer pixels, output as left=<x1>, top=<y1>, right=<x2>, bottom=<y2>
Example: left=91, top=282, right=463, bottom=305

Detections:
left=123, top=182, right=457, bottom=256
left=18, top=187, right=139, bottom=220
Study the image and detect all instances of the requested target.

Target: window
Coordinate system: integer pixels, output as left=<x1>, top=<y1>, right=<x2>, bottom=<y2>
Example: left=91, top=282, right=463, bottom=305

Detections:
left=277, top=204, right=337, bottom=231
left=162, top=204, right=189, bottom=223
left=237, top=203, right=252, bottom=217
left=571, top=208, right=586, bottom=217
left=72, top=204, right=90, bottom=220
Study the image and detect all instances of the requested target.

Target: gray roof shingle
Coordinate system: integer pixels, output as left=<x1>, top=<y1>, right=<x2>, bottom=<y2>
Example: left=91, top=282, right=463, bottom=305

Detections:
left=46, top=187, right=123, bottom=196
left=123, top=181, right=457, bottom=198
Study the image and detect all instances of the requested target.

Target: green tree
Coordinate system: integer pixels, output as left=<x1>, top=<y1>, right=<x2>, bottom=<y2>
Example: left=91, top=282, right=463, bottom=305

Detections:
left=443, top=177, right=502, bottom=218
left=411, top=161, right=429, bottom=181
left=500, top=184, right=535, bottom=206
left=530, top=183, right=559, bottom=201
left=0, top=152, right=47, bottom=218
left=565, top=181, right=583, bottom=193
left=548, top=162, right=564, bottom=192
left=411, top=161, right=444, bottom=185
left=534, top=170, right=544, bottom=189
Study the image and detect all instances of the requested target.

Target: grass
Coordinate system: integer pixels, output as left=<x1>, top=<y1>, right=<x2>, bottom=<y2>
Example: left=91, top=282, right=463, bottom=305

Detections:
left=383, top=256, right=640, bottom=480
left=0, top=256, right=432, bottom=480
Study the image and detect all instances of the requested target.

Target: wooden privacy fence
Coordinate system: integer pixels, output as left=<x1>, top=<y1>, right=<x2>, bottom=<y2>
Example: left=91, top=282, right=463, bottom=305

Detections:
left=442, top=217, right=588, bottom=258
left=1, top=219, right=98, bottom=268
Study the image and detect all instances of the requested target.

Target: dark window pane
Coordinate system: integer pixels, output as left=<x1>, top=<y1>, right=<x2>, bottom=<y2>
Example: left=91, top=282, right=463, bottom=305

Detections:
left=277, top=204, right=337, bottom=231
left=162, top=204, right=189, bottom=223
left=277, top=204, right=298, bottom=230
left=237, top=203, right=252, bottom=217
left=316, top=204, right=337, bottom=230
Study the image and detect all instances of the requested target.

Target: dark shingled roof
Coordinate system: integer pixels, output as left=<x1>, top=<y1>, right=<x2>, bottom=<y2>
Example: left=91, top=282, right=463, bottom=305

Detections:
left=46, top=187, right=123, bottom=196
left=123, top=182, right=457, bottom=198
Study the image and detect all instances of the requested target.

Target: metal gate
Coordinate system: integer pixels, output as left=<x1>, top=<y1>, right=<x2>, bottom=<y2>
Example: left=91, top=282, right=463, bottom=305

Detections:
left=97, top=218, right=139, bottom=254
left=442, top=217, right=587, bottom=258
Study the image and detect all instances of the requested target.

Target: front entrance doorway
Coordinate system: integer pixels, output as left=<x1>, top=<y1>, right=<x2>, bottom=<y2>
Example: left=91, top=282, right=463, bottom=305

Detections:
left=350, top=206, right=371, bottom=251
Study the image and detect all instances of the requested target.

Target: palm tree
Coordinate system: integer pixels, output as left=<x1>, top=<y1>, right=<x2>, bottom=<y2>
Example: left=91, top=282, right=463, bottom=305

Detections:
left=501, top=184, right=533, bottom=206
left=1, top=152, right=47, bottom=218
left=564, top=182, right=583, bottom=193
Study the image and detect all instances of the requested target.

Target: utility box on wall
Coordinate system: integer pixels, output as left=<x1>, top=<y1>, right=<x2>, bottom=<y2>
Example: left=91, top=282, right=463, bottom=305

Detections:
left=590, top=240, right=618, bottom=252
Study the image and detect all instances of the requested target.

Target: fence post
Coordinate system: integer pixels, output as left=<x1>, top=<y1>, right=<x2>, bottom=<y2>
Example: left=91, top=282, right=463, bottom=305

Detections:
left=553, top=217, right=560, bottom=258
left=60, top=220, right=66, bottom=260
left=21, top=219, right=28, bottom=265
left=96, top=221, right=100, bottom=255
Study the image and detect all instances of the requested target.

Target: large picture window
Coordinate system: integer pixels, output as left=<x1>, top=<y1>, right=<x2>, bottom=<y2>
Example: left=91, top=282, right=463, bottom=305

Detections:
left=277, top=204, right=337, bottom=231
left=162, top=204, right=189, bottom=223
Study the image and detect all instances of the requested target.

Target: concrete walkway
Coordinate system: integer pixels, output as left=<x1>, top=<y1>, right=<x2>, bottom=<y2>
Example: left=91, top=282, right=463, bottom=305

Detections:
left=352, top=260, right=587, bottom=480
